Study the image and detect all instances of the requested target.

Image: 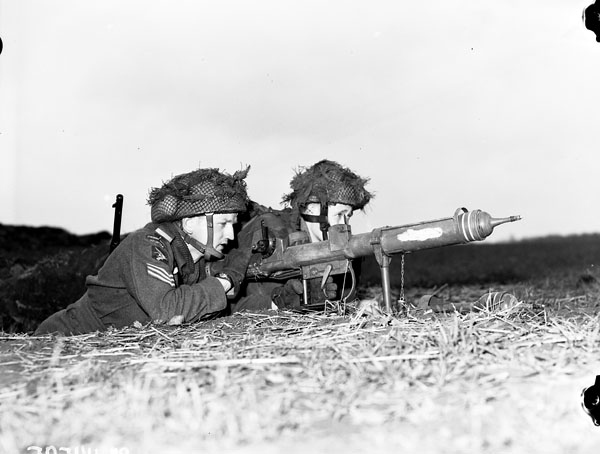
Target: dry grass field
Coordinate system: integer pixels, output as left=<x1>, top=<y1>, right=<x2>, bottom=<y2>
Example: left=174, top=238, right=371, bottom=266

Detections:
left=1, top=233, right=599, bottom=453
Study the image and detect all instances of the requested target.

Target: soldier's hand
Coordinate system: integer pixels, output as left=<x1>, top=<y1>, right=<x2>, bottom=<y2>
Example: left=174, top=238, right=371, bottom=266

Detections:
left=322, top=276, right=338, bottom=300
left=271, top=279, right=304, bottom=309
left=217, top=248, right=261, bottom=297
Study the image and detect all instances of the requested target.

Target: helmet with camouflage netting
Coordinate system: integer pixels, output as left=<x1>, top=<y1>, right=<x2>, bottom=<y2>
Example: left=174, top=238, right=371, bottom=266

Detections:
left=148, top=167, right=250, bottom=223
left=282, top=160, right=372, bottom=211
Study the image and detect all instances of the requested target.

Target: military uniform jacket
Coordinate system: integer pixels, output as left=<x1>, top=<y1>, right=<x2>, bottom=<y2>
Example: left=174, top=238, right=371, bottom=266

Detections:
left=88, top=222, right=227, bottom=327
left=36, top=223, right=227, bottom=335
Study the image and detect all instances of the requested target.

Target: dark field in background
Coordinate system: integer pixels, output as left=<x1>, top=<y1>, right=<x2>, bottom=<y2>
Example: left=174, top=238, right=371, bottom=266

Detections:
left=1, top=223, right=599, bottom=332
left=358, top=234, right=600, bottom=288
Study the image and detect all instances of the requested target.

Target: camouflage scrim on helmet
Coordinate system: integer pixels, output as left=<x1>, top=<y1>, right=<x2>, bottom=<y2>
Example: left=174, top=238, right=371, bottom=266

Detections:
left=282, top=160, right=373, bottom=210
left=148, top=167, right=250, bottom=222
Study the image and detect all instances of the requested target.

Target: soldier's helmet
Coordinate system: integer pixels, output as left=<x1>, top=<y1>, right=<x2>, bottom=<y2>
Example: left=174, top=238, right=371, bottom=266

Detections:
left=148, top=167, right=250, bottom=223
left=282, top=159, right=372, bottom=211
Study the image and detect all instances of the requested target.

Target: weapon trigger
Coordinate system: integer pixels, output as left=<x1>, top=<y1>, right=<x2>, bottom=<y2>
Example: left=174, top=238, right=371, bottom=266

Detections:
left=321, top=264, right=333, bottom=289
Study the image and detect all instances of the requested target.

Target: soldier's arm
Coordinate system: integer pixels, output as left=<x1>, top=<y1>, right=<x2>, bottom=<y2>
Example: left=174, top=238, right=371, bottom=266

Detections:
left=125, top=234, right=227, bottom=324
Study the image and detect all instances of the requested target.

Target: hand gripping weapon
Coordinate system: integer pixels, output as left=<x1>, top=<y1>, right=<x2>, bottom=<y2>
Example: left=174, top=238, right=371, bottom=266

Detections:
left=246, top=207, right=521, bottom=313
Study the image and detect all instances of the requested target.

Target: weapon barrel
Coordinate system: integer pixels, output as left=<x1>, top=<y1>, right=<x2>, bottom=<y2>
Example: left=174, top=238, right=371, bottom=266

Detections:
left=362, top=209, right=521, bottom=256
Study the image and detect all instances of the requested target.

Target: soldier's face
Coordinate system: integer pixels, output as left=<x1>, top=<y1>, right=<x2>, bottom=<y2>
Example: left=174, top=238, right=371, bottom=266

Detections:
left=211, top=213, right=238, bottom=252
left=303, top=203, right=354, bottom=242
left=327, top=203, right=354, bottom=226
left=185, top=213, right=238, bottom=252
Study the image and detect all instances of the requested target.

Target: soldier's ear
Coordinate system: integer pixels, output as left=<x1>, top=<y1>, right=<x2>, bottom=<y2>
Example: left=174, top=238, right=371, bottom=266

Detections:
left=181, top=217, right=194, bottom=235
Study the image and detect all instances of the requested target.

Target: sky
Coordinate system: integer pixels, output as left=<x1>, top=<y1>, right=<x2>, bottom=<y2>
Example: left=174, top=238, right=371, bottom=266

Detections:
left=0, top=0, right=599, bottom=243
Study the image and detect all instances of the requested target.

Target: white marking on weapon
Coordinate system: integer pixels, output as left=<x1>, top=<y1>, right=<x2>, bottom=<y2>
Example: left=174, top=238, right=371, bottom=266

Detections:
left=462, top=212, right=471, bottom=241
left=460, top=212, right=474, bottom=242
left=396, top=227, right=443, bottom=242
left=467, top=210, right=477, bottom=241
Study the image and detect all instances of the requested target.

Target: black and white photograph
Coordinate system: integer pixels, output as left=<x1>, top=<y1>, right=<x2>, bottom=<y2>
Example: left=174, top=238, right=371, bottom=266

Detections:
left=1, top=1, right=599, bottom=453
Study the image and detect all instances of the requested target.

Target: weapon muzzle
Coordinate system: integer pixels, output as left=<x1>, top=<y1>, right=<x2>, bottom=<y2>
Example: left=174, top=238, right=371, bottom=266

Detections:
left=456, top=208, right=521, bottom=242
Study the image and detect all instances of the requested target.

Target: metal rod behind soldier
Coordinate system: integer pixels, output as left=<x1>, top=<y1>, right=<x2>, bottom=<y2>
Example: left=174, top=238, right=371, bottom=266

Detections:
left=110, top=194, right=124, bottom=254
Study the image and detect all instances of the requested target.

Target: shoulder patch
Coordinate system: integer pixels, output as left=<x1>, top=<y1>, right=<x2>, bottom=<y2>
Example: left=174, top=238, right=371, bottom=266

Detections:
left=146, top=234, right=165, bottom=245
left=152, top=245, right=168, bottom=263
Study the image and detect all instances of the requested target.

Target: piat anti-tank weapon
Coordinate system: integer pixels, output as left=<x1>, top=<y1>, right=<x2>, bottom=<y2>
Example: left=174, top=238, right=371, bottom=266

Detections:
left=246, top=207, right=521, bottom=313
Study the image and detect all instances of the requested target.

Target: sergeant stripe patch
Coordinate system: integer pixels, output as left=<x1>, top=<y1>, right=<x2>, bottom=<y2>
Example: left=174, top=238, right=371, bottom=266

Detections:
left=146, top=263, right=175, bottom=287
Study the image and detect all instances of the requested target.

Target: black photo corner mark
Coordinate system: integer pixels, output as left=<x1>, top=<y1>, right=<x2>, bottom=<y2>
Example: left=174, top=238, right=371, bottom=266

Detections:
left=581, top=375, right=600, bottom=426
left=0, top=35, right=3, bottom=55
left=583, top=1, right=600, bottom=42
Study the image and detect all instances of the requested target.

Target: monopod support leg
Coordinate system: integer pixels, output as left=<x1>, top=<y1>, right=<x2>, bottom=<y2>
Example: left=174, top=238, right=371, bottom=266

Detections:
left=302, top=279, right=309, bottom=306
left=380, top=254, right=392, bottom=314
left=370, top=229, right=393, bottom=313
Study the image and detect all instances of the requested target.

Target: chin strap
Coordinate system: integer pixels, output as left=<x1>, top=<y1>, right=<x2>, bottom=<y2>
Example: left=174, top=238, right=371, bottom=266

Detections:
left=300, top=203, right=330, bottom=240
left=180, top=214, right=224, bottom=261
left=203, top=214, right=225, bottom=260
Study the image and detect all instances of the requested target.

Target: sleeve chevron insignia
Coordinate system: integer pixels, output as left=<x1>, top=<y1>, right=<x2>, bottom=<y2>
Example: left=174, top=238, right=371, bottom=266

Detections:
left=146, top=262, right=175, bottom=287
